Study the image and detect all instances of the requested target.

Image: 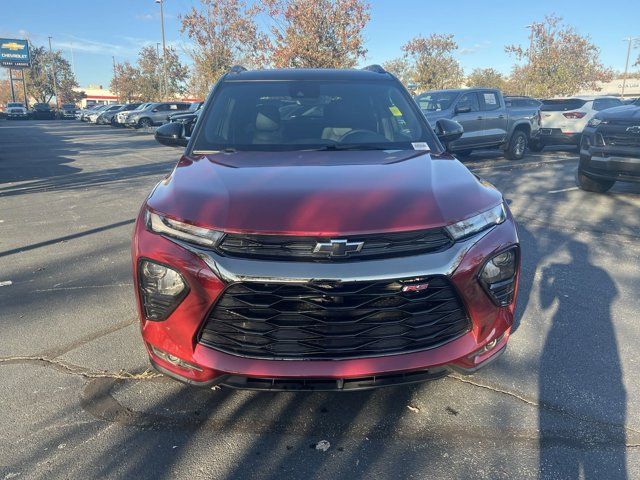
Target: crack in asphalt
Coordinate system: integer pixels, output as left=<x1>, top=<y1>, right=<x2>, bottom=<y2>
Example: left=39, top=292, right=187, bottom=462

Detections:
left=0, top=355, right=160, bottom=380
left=32, top=283, right=133, bottom=293
left=449, top=374, right=640, bottom=447
left=0, top=356, right=640, bottom=448
left=5, top=354, right=638, bottom=448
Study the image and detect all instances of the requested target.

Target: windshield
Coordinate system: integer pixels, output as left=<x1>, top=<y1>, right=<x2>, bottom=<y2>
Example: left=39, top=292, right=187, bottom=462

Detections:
left=541, top=99, right=587, bottom=111
left=415, top=92, right=459, bottom=112
left=192, top=80, right=432, bottom=152
left=61, top=104, right=75, bottom=109
left=7, top=102, right=23, bottom=108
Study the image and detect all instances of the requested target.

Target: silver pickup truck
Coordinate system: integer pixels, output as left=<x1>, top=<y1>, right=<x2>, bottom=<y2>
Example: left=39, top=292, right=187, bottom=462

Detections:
left=415, top=88, right=540, bottom=160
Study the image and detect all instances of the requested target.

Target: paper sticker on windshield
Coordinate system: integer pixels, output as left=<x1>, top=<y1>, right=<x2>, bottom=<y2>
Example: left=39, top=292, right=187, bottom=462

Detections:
left=389, top=106, right=402, bottom=117
left=484, top=93, right=497, bottom=105
left=412, top=142, right=430, bottom=151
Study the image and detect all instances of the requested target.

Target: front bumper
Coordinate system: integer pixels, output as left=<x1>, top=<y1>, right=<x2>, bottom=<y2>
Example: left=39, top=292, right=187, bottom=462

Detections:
left=7, top=112, right=28, bottom=119
left=132, top=211, right=520, bottom=390
left=580, top=129, right=640, bottom=183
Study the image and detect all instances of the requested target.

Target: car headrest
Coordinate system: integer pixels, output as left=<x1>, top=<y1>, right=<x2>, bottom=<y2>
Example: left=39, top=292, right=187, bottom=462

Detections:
left=255, top=105, right=280, bottom=132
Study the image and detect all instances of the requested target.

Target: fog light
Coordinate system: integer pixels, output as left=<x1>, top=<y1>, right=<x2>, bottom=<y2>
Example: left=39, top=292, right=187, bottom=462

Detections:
left=479, top=247, right=518, bottom=306
left=138, top=259, right=188, bottom=320
left=149, top=344, right=202, bottom=371
left=472, top=332, right=507, bottom=358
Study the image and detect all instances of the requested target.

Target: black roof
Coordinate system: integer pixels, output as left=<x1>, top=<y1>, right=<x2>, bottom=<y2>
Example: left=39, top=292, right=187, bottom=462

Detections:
left=223, top=68, right=394, bottom=82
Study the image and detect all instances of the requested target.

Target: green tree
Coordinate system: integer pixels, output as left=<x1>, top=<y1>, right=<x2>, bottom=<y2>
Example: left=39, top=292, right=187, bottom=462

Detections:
left=506, top=15, right=612, bottom=97
left=398, top=34, right=464, bottom=91
left=136, top=45, right=189, bottom=101
left=263, top=0, right=370, bottom=68
left=180, top=0, right=267, bottom=98
left=110, top=61, right=142, bottom=103
left=382, top=57, right=413, bottom=86
left=0, top=77, right=15, bottom=105
left=466, top=68, right=506, bottom=90
left=25, top=45, right=83, bottom=104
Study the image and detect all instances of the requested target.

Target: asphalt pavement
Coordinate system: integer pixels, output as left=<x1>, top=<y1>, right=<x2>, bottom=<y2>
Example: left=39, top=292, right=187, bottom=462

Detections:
left=1, top=120, right=639, bottom=479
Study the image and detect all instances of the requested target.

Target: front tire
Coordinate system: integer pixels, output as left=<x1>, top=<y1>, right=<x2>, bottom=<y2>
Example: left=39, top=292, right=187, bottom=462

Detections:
left=138, top=118, right=153, bottom=129
left=504, top=130, right=528, bottom=160
left=577, top=170, right=614, bottom=193
left=454, top=150, right=473, bottom=159
left=528, top=139, right=544, bottom=152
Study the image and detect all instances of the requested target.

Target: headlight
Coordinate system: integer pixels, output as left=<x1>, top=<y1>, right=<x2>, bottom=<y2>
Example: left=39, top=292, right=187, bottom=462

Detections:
left=138, top=259, right=187, bottom=320
left=479, top=247, right=519, bottom=306
left=146, top=210, right=223, bottom=247
left=587, top=118, right=604, bottom=128
left=445, top=203, right=506, bottom=240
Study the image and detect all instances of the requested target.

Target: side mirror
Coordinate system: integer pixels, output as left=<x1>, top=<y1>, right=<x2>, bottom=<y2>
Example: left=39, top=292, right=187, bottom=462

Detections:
left=435, top=119, right=464, bottom=147
left=155, top=122, right=188, bottom=148
left=455, top=105, right=471, bottom=114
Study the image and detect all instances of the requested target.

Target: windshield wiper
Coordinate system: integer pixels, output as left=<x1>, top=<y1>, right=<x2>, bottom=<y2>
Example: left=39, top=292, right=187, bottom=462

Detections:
left=312, top=144, right=392, bottom=151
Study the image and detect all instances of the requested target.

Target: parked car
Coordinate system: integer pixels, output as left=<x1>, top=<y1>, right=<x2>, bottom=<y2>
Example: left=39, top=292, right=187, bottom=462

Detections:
left=105, top=103, right=142, bottom=126
left=113, top=102, right=152, bottom=127
left=88, top=104, right=121, bottom=123
left=578, top=102, right=640, bottom=192
left=124, top=101, right=190, bottom=128
left=167, top=108, right=201, bottom=138
left=531, top=96, right=624, bottom=150
left=31, top=103, right=56, bottom=120
left=77, top=104, right=105, bottom=121
left=5, top=102, right=29, bottom=120
left=94, top=104, right=124, bottom=124
left=135, top=65, right=521, bottom=390
left=167, top=101, right=202, bottom=122
left=504, top=96, right=542, bottom=109
left=415, top=88, right=540, bottom=160
left=57, top=103, right=78, bottom=119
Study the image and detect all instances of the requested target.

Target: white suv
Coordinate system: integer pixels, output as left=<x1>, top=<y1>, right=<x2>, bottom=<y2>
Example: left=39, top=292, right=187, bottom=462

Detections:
left=530, top=96, right=623, bottom=151
left=5, top=102, right=28, bottom=120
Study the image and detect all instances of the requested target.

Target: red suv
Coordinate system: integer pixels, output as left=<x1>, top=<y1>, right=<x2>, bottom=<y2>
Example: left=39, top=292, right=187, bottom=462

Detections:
left=133, top=66, right=520, bottom=390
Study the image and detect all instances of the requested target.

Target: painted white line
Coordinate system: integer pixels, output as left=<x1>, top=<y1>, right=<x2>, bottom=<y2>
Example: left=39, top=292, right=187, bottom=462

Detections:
left=0, top=280, right=13, bottom=287
left=548, top=187, right=579, bottom=194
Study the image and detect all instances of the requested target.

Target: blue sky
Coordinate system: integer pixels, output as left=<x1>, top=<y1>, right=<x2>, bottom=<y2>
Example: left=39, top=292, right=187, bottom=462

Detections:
left=1, top=0, right=638, bottom=88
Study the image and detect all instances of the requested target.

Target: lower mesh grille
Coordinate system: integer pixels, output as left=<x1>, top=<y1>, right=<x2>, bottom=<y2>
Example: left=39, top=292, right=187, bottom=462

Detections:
left=199, top=276, right=471, bottom=360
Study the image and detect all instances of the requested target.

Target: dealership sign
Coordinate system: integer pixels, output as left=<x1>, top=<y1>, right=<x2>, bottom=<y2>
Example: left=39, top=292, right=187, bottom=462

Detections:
left=0, top=38, right=30, bottom=68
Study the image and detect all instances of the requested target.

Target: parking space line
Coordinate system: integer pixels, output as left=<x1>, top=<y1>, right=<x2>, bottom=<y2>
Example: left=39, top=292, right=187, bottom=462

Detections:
left=470, top=156, right=576, bottom=172
left=548, top=186, right=579, bottom=194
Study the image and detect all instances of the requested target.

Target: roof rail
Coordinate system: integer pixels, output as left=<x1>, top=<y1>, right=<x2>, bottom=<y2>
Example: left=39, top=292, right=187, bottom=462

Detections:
left=362, top=64, right=387, bottom=74
left=229, top=65, right=247, bottom=74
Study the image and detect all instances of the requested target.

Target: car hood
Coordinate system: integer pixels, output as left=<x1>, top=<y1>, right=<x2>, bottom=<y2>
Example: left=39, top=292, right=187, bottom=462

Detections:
left=146, top=150, right=503, bottom=235
left=597, top=104, right=640, bottom=121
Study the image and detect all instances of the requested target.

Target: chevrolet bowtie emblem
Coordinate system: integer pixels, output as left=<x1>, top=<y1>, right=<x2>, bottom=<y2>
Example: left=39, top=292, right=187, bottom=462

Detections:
left=313, top=239, right=364, bottom=257
left=2, top=42, right=24, bottom=51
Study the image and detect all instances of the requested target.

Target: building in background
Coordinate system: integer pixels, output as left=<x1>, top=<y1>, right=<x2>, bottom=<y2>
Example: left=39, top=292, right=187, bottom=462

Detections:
left=72, top=85, right=201, bottom=107
left=576, top=77, right=640, bottom=98
left=74, top=84, right=118, bottom=108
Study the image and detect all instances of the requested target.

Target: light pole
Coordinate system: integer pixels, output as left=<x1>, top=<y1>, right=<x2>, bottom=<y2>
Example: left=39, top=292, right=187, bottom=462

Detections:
left=156, top=0, right=168, bottom=100
left=621, top=37, right=639, bottom=98
left=48, top=36, right=60, bottom=108
left=524, top=24, right=535, bottom=97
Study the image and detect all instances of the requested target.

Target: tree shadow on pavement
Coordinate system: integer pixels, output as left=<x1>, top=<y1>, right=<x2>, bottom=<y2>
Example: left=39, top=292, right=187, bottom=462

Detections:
left=538, top=239, right=627, bottom=479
